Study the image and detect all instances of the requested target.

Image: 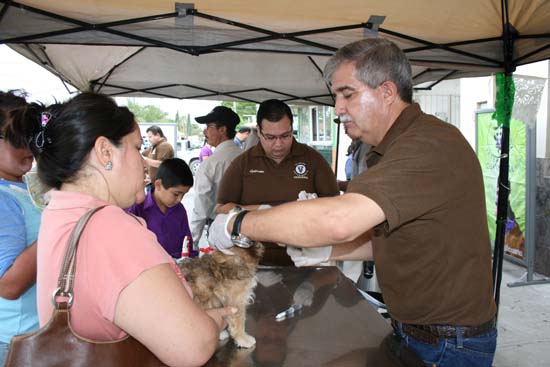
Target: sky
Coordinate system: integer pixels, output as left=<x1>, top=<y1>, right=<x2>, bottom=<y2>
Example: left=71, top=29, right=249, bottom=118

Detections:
left=0, top=45, right=219, bottom=120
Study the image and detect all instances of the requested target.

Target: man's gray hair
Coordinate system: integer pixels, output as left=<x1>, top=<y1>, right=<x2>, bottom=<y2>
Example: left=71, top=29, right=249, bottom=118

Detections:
left=324, top=38, right=413, bottom=103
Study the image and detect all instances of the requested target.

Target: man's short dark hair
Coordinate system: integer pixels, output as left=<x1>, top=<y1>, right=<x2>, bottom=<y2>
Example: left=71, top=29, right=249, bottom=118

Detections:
left=238, top=126, right=251, bottom=134
left=256, top=99, right=293, bottom=129
left=146, top=125, right=165, bottom=137
left=155, top=158, right=194, bottom=187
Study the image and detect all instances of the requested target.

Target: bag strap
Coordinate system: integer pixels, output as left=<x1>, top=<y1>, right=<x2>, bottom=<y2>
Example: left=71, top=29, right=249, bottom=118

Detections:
left=51, top=205, right=107, bottom=309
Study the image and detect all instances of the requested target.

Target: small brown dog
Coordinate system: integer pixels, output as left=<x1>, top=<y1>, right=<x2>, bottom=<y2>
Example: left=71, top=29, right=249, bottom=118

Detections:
left=177, top=243, right=264, bottom=348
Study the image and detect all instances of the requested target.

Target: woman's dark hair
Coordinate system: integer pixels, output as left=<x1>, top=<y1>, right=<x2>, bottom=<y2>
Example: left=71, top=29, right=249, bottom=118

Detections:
left=155, top=158, right=193, bottom=188
left=31, top=92, right=136, bottom=189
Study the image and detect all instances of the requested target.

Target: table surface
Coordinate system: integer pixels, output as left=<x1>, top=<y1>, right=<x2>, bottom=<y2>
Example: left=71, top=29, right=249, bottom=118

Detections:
left=203, top=266, right=415, bottom=367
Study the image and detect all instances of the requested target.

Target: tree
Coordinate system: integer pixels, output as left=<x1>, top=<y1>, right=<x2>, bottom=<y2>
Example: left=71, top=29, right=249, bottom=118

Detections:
left=221, top=101, right=258, bottom=126
left=127, top=99, right=173, bottom=123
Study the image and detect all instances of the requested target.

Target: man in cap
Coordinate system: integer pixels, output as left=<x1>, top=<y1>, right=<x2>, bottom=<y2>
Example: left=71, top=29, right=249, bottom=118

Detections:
left=189, top=106, right=243, bottom=247
left=215, top=99, right=339, bottom=266
left=209, top=39, right=497, bottom=366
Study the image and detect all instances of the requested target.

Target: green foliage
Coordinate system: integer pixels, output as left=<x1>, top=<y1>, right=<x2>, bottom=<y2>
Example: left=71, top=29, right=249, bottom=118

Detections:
left=127, top=99, right=173, bottom=123
left=175, top=111, right=203, bottom=137
left=221, top=101, right=258, bottom=125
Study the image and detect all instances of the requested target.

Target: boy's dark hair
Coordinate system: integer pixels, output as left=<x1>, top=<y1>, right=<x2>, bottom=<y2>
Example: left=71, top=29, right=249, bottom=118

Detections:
left=155, top=158, right=194, bottom=188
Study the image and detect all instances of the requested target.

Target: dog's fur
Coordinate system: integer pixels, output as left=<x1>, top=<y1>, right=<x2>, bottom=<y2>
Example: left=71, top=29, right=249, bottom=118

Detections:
left=177, top=243, right=264, bottom=348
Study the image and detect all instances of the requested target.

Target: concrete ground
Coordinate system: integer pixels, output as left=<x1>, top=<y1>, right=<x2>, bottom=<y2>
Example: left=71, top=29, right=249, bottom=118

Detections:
left=183, top=188, right=550, bottom=366
left=494, top=260, right=550, bottom=367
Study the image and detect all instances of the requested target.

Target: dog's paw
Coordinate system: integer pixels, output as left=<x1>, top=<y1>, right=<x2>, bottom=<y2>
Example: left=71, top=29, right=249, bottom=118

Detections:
left=234, top=334, right=256, bottom=348
left=219, top=330, right=230, bottom=340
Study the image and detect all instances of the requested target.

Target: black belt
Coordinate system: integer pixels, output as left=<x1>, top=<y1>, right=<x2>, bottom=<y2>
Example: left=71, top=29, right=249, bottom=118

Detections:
left=391, top=317, right=496, bottom=345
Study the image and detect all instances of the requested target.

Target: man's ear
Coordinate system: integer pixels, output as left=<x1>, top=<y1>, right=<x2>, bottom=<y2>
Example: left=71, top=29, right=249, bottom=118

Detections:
left=379, top=80, right=399, bottom=104
left=93, top=136, right=113, bottom=166
left=219, top=125, right=227, bottom=136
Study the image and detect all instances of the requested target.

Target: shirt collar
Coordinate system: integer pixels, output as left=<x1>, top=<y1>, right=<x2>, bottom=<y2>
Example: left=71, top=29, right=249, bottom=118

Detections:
left=143, top=190, right=156, bottom=210
left=371, top=103, right=421, bottom=157
left=46, top=190, right=110, bottom=210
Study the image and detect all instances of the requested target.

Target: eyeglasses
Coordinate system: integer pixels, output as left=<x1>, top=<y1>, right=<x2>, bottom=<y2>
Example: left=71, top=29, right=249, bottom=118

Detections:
left=259, top=130, right=293, bottom=143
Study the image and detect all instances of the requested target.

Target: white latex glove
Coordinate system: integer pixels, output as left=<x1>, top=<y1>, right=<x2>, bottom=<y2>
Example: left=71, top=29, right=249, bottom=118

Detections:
left=208, top=211, right=239, bottom=255
left=258, top=204, right=272, bottom=210
left=293, top=281, right=314, bottom=307
left=255, top=271, right=283, bottom=287
left=287, top=246, right=332, bottom=267
left=297, top=190, right=318, bottom=201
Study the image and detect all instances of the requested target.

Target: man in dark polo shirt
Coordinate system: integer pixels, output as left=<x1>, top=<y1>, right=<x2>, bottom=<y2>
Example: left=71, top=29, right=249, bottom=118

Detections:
left=209, top=38, right=497, bottom=366
left=216, top=99, right=339, bottom=265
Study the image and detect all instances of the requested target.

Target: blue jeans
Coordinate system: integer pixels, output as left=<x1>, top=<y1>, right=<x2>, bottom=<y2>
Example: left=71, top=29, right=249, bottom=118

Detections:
left=393, top=323, right=497, bottom=367
left=0, top=342, right=9, bottom=366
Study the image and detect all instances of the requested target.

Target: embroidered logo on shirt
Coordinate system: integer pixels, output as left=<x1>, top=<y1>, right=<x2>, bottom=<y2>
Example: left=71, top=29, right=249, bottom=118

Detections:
left=249, top=169, right=265, bottom=174
left=293, top=163, right=309, bottom=179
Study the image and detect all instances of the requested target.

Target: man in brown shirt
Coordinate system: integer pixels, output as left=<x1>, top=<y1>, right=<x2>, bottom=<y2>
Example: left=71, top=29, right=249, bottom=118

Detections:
left=142, top=125, right=174, bottom=189
left=209, top=39, right=497, bottom=366
left=216, top=99, right=339, bottom=265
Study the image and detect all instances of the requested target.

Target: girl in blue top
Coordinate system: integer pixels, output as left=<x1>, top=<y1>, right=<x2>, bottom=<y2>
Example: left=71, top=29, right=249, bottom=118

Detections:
left=0, top=91, right=43, bottom=365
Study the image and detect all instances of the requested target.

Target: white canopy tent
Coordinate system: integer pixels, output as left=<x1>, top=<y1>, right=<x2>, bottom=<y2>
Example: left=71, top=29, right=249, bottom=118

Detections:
left=1, top=0, right=550, bottom=300
left=0, top=0, right=548, bottom=105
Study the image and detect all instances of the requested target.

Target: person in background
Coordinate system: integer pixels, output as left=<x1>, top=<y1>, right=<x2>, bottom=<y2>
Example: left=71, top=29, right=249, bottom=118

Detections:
left=189, top=106, right=243, bottom=247
left=216, top=99, right=339, bottom=266
left=234, top=126, right=251, bottom=149
left=142, top=125, right=174, bottom=192
left=29, top=92, right=234, bottom=367
left=209, top=38, right=497, bottom=367
left=199, top=140, right=213, bottom=163
left=336, top=117, right=372, bottom=283
left=0, top=90, right=41, bottom=365
left=127, top=158, right=195, bottom=259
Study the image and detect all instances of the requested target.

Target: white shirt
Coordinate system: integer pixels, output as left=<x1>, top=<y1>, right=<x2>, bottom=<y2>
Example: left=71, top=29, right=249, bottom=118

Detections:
left=190, top=139, right=243, bottom=244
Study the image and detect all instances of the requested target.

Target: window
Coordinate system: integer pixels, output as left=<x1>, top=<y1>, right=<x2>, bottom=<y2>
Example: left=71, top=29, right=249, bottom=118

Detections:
left=310, top=106, right=333, bottom=143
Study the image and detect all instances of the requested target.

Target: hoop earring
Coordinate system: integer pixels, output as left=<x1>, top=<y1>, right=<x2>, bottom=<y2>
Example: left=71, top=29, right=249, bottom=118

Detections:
left=105, top=161, right=113, bottom=171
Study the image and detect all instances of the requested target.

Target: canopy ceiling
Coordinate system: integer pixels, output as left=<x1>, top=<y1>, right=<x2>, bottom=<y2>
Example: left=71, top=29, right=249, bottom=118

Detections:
left=0, top=0, right=549, bottom=105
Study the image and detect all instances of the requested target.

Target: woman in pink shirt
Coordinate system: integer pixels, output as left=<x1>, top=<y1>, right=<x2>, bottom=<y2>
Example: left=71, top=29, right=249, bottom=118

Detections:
left=27, top=93, right=234, bottom=367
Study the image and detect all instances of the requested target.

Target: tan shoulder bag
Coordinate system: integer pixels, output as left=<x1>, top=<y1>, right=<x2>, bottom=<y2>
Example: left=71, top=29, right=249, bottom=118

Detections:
left=4, top=206, right=168, bottom=367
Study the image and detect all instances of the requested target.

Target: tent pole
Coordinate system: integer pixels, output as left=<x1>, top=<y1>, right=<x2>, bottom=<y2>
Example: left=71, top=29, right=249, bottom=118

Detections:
left=492, top=16, right=517, bottom=317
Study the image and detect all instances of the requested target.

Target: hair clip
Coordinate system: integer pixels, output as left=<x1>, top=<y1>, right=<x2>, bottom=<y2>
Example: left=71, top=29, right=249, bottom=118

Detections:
left=41, top=112, right=51, bottom=128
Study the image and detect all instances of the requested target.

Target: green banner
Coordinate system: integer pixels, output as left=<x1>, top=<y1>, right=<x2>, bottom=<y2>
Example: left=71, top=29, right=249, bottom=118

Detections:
left=476, top=111, right=526, bottom=260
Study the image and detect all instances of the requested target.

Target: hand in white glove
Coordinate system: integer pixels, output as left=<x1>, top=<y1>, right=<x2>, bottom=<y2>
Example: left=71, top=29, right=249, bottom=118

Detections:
left=255, top=271, right=283, bottom=287
left=287, top=246, right=332, bottom=267
left=208, top=211, right=239, bottom=255
left=257, top=204, right=272, bottom=210
left=297, top=190, right=318, bottom=201
left=293, top=281, right=314, bottom=307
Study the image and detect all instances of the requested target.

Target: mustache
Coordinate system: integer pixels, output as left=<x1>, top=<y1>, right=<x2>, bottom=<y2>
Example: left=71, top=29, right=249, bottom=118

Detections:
left=339, top=115, right=352, bottom=123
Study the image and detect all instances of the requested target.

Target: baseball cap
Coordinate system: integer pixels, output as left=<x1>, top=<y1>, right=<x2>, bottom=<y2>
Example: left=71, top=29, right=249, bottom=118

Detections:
left=195, top=106, right=240, bottom=129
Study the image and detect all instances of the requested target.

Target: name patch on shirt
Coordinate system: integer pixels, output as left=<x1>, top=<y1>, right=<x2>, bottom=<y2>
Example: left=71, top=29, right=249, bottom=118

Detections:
left=249, top=169, right=265, bottom=174
left=293, top=163, right=309, bottom=179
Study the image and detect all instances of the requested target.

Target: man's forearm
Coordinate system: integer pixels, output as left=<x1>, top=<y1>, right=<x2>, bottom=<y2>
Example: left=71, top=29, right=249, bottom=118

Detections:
left=237, top=193, right=384, bottom=247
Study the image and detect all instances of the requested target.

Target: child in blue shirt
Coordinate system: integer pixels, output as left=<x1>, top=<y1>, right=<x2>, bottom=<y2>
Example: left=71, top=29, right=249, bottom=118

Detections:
left=127, top=158, right=196, bottom=258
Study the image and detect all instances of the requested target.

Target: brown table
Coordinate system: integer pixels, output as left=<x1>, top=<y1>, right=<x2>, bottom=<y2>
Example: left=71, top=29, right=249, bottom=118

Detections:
left=204, top=266, right=422, bottom=367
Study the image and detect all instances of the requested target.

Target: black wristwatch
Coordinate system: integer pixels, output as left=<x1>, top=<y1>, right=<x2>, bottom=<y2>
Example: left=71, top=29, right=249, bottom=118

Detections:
left=231, top=208, right=253, bottom=248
